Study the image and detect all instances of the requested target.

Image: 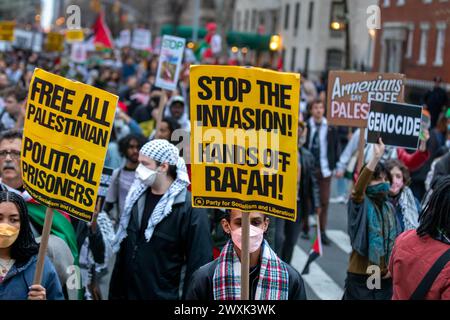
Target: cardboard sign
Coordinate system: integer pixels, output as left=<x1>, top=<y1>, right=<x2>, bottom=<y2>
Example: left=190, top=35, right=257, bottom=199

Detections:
left=155, top=35, right=185, bottom=91
left=367, top=100, right=422, bottom=149
left=327, top=71, right=405, bottom=127
left=65, top=29, right=84, bottom=43
left=22, top=69, right=118, bottom=222
left=0, top=21, right=15, bottom=41
left=131, top=28, right=151, bottom=50
left=45, top=32, right=64, bottom=52
left=190, top=65, right=300, bottom=221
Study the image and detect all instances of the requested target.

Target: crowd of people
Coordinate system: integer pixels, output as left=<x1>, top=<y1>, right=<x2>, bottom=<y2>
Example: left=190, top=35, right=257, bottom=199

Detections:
left=0, top=46, right=449, bottom=300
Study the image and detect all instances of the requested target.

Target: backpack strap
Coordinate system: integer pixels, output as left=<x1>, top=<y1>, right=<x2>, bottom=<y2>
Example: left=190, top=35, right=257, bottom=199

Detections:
left=410, top=248, right=450, bottom=300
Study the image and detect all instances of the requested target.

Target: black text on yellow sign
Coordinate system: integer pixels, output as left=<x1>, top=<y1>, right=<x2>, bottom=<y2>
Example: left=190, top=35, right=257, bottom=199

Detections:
left=45, top=32, right=64, bottom=52
left=0, top=21, right=15, bottom=41
left=22, top=68, right=117, bottom=222
left=190, top=66, right=300, bottom=221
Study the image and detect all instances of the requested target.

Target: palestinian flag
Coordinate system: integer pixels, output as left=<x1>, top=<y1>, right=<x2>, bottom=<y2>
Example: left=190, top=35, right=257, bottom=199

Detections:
left=301, top=216, right=323, bottom=275
left=92, top=11, right=114, bottom=50
left=25, top=198, right=79, bottom=264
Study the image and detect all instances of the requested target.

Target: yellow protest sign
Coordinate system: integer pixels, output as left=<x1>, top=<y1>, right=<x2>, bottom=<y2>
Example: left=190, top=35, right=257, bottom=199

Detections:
left=65, top=29, right=84, bottom=43
left=0, top=21, right=15, bottom=41
left=22, top=68, right=118, bottom=222
left=45, top=32, right=64, bottom=52
left=190, top=65, right=300, bottom=221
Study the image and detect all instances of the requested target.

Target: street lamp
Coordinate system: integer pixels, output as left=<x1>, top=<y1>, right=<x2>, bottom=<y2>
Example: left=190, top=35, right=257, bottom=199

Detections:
left=269, top=34, right=282, bottom=51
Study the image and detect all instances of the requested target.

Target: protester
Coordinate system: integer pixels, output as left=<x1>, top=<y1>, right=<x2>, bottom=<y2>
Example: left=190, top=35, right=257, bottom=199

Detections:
left=389, top=176, right=450, bottom=299
left=306, top=99, right=338, bottom=245
left=386, top=159, right=420, bottom=233
left=109, top=139, right=213, bottom=299
left=0, top=191, right=64, bottom=300
left=275, top=118, right=320, bottom=263
left=104, top=133, right=148, bottom=227
left=186, top=209, right=307, bottom=300
left=1, top=87, right=27, bottom=131
left=0, top=129, right=80, bottom=290
left=343, top=138, right=397, bottom=300
left=424, top=77, right=448, bottom=128
left=163, top=95, right=191, bottom=132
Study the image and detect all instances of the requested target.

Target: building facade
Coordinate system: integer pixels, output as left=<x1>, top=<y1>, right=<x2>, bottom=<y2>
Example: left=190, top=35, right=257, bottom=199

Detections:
left=279, top=0, right=377, bottom=80
left=373, top=0, right=450, bottom=100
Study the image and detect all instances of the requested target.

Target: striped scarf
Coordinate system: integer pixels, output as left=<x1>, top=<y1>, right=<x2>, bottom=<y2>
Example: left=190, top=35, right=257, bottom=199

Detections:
left=213, top=240, right=289, bottom=300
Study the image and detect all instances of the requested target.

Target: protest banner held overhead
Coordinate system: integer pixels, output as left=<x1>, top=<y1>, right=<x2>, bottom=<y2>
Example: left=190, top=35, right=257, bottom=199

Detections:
left=22, top=68, right=118, bottom=222
left=367, top=100, right=423, bottom=150
left=131, top=28, right=151, bottom=51
left=65, top=29, right=84, bottom=43
left=45, top=32, right=64, bottom=52
left=0, top=21, right=15, bottom=41
left=155, top=35, right=186, bottom=91
left=190, top=65, right=300, bottom=221
left=327, top=71, right=405, bottom=127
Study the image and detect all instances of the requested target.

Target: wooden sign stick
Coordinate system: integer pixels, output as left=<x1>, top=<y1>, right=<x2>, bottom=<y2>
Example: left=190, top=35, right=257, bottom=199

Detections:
left=240, top=212, right=250, bottom=300
left=33, top=207, right=54, bottom=285
left=357, top=127, right=366, bottom=173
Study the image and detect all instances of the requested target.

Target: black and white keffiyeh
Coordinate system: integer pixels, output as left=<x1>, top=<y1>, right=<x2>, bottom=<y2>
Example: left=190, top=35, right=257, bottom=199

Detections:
left=112, top=139, right=190, bottom=252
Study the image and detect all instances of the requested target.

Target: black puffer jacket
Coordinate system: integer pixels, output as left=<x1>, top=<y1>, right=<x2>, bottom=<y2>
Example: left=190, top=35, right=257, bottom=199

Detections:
left=109, top=189, right=213, bottom=300
left=299, top=147, right=321, bottom=217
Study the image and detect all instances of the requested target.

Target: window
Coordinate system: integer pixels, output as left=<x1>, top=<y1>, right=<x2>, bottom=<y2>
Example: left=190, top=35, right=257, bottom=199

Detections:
left=284, top=4, right=290, bottom=30
left=291, top=47, right=297, bottom=72
left=396, top=0, right=405, bottom=5
left=423, top=0, right=432, bottom=3
left=326, top=49, right=344, bottom=70
left=244, top=10, right=249, bottom=31
left=307, top=2, right=314, bottom=30
left=418, top=23, right=430, bottom=65
left=304, top=48, right=310, bottom=74
left=235, top=11, right=241, bottom=31
left=434, top=22, right=446, bottom=66
left=383, top=0, right=390, bottom=7
left=405, top=24, right=414, bottom=58
left=294, top=3, right=300, bottom=36
left=251, top=9, right=257, bottom=32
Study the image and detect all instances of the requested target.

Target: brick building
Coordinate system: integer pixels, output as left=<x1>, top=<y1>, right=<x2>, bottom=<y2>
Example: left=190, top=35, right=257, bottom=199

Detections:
left=373, top=0, right=450, bottom=103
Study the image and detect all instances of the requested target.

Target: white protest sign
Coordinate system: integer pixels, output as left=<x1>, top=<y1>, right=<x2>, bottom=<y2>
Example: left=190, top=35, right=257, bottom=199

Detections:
left=119, top=29, right=131, bottom=47
left=131, top=28, right=151, bottom=50
left=155, top=35, right=186, bottom=91
left=71, top=42, right=87, bottom=63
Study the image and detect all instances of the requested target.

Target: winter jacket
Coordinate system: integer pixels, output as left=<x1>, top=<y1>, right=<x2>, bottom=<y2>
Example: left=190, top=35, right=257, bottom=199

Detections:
left=185, top=258, right=307, bottom=300
left=109, top=189, right=213, bottom=300
left=0, top=255, right=64, bottom=300
left=389, top=230, right=450, bottom=300
left=299, top=147, right=321, bottom=217
left=306, top=119, right=339, bottom=172
left=432, top=151, right=450, bottom=187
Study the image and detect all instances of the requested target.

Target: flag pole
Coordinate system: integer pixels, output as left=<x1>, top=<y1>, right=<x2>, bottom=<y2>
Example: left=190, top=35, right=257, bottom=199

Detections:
left=33, top=207, right=54, bottom=285
left=240, top=212, right=250, bottom=300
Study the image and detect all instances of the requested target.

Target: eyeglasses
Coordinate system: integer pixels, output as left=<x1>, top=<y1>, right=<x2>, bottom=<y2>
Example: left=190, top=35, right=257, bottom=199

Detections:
left=0, top=150, right=21, bottom=159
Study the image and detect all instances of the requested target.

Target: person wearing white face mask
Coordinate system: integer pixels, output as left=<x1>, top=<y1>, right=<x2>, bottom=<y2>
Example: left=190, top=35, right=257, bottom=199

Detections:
left=109, top=139, right=213, bottom=300
left=186, top=210, right=307, bottom=300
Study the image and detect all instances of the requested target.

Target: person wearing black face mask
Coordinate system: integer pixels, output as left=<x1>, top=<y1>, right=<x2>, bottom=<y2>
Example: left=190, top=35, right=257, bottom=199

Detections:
left=343, top=138, right=398, bottom=300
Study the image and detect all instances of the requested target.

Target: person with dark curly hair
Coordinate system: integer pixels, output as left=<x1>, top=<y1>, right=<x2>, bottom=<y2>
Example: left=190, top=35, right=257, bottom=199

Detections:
left=0, top=191, right=64, bottom=300
left=389, top=176, right=450, bottom=300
